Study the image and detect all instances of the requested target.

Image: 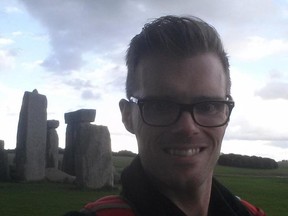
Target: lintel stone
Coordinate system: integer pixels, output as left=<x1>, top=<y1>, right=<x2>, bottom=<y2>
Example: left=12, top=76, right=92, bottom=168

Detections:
left=47, top=120, right=60, bottom=129
left=0, top=140, right=4, bottom=150
left=64, top=109, right=96, bottom=124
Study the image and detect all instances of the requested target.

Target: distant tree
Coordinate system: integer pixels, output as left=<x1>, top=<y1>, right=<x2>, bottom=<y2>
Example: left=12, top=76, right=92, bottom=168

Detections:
left=113, top=150, right=137, bottom=157
left=218, top=153, right=278, bottom=169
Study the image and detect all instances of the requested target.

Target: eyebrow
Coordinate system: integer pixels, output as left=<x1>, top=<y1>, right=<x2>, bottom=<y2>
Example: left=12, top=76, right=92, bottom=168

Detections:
left=140, top=95, right=227, bottom=103
left=190, top=96, right=227, bottom=102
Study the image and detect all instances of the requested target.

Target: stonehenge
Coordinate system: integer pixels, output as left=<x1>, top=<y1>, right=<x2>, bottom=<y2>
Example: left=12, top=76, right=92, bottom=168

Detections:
left=14, top=90, right=47, bottom=181
left=0, top=140, right=9, bottom=181
left=46, top=120, right=60, bottom=169
left=63, top=109, right=113, bottom=188
left=0, top=90, right=114, bottom=189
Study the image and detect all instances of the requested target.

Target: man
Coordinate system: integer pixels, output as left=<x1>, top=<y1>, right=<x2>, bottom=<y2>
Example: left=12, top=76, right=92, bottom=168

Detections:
left=64, top=15, right=266, bottom=216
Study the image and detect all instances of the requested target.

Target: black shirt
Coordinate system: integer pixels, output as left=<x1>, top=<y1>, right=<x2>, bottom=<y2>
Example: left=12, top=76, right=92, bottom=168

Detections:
left=120, top=156, right=253, bottom=216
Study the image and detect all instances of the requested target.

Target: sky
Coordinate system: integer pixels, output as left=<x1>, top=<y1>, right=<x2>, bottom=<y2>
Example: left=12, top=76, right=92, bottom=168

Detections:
left=0, top=0, right=288, bottom=161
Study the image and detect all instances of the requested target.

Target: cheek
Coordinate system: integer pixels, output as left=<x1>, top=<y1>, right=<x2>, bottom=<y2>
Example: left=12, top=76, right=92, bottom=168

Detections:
left=205, top=126, right=226, bottom=147
left=133, top=110, right=145, bottom=136
left=135, top=125, right=155, bottom=150
left=133, top=113, right=150, bottom=151
left=135, top=123, right=165, bottom=155
left=218, top=125, right=227, bottom=141
left=203, top=128, right=226, bottom=165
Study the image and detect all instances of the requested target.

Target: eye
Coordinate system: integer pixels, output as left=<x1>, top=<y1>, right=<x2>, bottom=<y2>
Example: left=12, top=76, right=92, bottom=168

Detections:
left=195, top=102, right=224, bottom=114
left=145, top=101, right=177, bottom=113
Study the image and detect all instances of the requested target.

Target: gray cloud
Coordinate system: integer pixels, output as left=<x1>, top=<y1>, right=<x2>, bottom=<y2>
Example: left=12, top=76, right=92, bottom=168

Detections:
left=106, top=75, right=126, bottom=93
left=64, top=78, right=94, bottom=90
left=256, top=81, right=288, bottom=100
left=81, top=90, right=101, bottom=100
left=226, top=127, right=288, bottom=142
left=266, top=141, right=288, bottom=149
left=0, top=49, right=17, bottom=71
left=41, top=50, right=85, bottom=72
left=19, top=0, right=287, bottom=73
left=19, top=0, right=143, bottom=73
left=63, top=78, right=102, bottom=100
left=226, top=116, right=288, bottom=142
left=104, top=65, right=126, bottom=92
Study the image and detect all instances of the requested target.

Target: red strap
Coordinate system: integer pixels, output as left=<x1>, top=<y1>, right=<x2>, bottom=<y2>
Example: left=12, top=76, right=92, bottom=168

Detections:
left=82, top=195, right=266, bottom=216
left=240, top=199, right=266, bottom=216
left=81, top=195, right=135, bottom=216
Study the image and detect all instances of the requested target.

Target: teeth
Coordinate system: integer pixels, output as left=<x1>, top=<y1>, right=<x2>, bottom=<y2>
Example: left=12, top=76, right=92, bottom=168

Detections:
left=166, top=148, right=200, bottom=157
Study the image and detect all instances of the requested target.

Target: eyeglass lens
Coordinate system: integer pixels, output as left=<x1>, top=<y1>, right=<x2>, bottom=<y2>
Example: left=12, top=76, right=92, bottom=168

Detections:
left=141, top=100, right=230, bottom=127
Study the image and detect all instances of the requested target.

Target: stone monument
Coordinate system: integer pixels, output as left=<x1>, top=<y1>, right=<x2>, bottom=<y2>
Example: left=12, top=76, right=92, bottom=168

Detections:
left=62, top=109, right=97, bottom=175
left=0, top=140, right=9, bottom=181
left=63, top=109, right=113, bottom=188
left=46, top=120, right=59, bottom=168
left=14, top=89, right=47, bottom=181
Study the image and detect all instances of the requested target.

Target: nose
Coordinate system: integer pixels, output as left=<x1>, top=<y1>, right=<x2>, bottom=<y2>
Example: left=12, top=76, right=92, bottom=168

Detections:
left=172, top=111, right=200, bottom=135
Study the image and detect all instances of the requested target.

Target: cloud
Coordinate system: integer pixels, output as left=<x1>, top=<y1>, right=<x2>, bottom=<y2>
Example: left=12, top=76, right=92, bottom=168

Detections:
left=4, top=6, right=22, bottom=14
left=255, top=70, right=288, bottom=100
left=256, top=81, right=288, bottom=100
left=227, top=37, right=288, bottom=61
left=41, top=51, right=85, bottom=72
left=81, top=90, right=101, bottom=100
left=0, top=38, right=14, bottom=46
left=226, top=113, right=288, bottom=142
left=19, top=0, right=142, bottom=73
left=19, top=0, right=288, bottom=74
left=266, top=141, right=288, bottom=149
left=11, top=31, right=24, bottom=37
left=0, top=50, right=16, bottom=71
left=63, top=78, right=102, bottom=100
left=102, top=64, right=126, bottom=92
left=0, top=37, right=21, bottom=71
left=226, top=69, right=288, bottom=145
left=227, top=94, right=288, bottom=142
left=64, top=78, right=94, bottom=90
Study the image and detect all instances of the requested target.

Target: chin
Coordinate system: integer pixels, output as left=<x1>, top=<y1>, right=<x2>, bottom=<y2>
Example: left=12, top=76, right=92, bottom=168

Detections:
left=151, top=163, right=210, bottom=190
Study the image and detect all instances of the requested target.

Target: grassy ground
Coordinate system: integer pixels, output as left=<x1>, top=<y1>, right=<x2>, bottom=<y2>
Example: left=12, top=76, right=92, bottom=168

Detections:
left=214, top=166, right=288, bottom=216
left=0, top=181, right=118, bottom=216
left=0, top=156, right=287, bottom=216
left=112, top=155, right=134, bottom=173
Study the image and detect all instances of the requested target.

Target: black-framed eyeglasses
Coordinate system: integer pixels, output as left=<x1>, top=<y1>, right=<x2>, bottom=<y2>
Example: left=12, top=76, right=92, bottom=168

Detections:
left=129, top=96, right=235, bottom=127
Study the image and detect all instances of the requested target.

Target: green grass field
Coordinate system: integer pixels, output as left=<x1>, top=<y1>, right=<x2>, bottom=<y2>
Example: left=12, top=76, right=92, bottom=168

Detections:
left=214, top=165, right=288, bottom=216
left=0, top=156, right=287, bottom=216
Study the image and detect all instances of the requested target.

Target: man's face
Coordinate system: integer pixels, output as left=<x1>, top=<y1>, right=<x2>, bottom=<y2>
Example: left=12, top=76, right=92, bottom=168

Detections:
left=121, top=52, right=229, bottom=191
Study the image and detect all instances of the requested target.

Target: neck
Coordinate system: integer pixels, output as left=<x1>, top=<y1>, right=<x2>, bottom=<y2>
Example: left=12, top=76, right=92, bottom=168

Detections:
left=158, top=177, right=213, bottom=216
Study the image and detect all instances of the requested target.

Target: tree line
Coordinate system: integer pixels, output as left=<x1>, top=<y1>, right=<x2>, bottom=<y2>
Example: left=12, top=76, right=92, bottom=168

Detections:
left=218, top=153, right=278, bottom=169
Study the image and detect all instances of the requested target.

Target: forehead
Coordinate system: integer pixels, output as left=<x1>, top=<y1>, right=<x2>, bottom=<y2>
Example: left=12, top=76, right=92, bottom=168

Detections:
left=134, top=53, right=226, bottom=100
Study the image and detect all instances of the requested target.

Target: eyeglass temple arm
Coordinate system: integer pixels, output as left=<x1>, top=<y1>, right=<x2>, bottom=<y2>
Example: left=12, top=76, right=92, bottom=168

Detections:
left=226, top=95, right=234, bottom=101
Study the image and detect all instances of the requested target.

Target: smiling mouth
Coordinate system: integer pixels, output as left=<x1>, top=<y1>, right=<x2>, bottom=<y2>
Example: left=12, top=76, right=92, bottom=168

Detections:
left=164, top=148, right=202, bottom=157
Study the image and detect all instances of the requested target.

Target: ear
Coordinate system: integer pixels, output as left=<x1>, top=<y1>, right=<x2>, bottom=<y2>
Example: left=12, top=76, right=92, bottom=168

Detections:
left=119, top=99, right=135, bottom=134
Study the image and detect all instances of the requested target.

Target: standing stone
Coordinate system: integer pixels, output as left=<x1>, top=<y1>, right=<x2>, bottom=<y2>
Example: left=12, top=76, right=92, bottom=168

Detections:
left=62, top=109, right=113, bottom=189
left=15, top=90, right=47, bottom=181
left=62, top=109, right=96, bottom=175
left=62, top=124, right=77, bottom=175
left=75, top=124, right=113, bottom=188
left=0, top=140, right=10, bottom=181
left=46, top=120, right=59, bottom=168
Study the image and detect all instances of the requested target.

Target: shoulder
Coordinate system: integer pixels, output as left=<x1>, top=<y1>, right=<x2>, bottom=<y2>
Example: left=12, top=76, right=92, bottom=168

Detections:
left=80, top=195, right=135, bottom=216
left=63, top=195, right=135, bottom=216
left=240, top=199, right=266, bottom=216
